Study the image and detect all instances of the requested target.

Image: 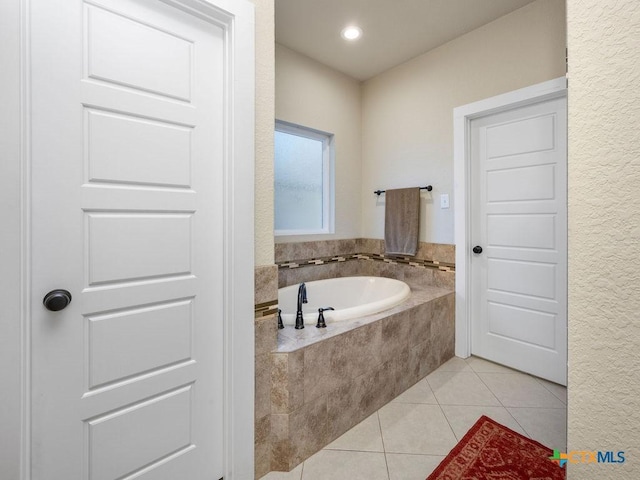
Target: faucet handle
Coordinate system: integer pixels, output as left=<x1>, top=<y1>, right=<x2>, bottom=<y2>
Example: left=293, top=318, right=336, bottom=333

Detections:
left=316, top=307, right=334, bottom=328
left=277, top=309, right=284, bottom=329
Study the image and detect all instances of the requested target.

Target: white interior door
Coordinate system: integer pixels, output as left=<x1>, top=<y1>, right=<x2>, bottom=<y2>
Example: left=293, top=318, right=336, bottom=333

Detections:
left=30, top=0, right=228, bottom=477
left=470, top=96, right=567, bottom=385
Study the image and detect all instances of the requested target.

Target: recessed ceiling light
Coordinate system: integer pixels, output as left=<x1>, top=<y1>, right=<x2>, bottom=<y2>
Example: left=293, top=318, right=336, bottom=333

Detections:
left=341, top=26, right=362, bottom=41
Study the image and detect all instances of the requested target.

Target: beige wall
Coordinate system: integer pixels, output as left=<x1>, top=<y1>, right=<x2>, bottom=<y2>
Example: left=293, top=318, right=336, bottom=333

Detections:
left=252, top=0, right=275, bottom=266
left=271, top=0, right=566, bottom=247
left=361, top=0, right=566, bottom=244
left=567, top=0, right=640, bottom=478
left=275, top=44, right=362, bottom=243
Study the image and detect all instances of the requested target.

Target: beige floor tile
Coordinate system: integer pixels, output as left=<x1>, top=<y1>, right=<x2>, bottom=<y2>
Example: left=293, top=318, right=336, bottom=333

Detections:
left=426, top=370, right=501, bottom=406
left=260, top=355, right=568, bottom=480
left=478, top=372, right=566, bottom=408
left=535, top=377, right=567, bottom=404
left=391, top=379, right=438, bottom=404
left=260, top=463, right=303, bottom=480
left=433, top=356, right=473, bottom=372
left=301, top=450, right=389, bottom=480
left=386, top=453, right=444, bottom=480
left=440, top=404, right=527, bottom=440
left=466, top=356, right=519, bottom=374
left=507, top=407, right=567, bottom=452
left=325, top=412, right=384, bottom=452
left=378, top=403, right=458, bottom=455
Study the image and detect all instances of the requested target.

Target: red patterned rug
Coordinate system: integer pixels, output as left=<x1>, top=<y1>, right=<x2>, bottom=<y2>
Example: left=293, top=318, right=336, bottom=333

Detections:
left=427, top=415, right=565, bottom=480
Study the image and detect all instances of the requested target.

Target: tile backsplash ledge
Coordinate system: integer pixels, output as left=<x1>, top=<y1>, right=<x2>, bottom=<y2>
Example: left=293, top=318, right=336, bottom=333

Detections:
left=275, top=238, right=455, bottom=290
left=275, top=238, right=455, bottom=265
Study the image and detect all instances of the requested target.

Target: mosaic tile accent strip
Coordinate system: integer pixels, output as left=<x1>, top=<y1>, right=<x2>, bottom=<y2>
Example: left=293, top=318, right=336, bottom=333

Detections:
left=255, top=299, right=279, bottom=318
left=277, top=252, right=455, bottom=272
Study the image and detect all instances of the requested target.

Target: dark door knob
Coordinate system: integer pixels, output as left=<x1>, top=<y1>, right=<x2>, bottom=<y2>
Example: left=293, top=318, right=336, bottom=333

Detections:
left=43, top=289, right=72, bottom=311
left=473, top=245, right=483, bottom=254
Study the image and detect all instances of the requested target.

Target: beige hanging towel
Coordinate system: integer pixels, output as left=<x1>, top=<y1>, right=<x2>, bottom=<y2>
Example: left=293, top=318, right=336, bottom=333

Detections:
left=384, top=187, right=420, bottom=256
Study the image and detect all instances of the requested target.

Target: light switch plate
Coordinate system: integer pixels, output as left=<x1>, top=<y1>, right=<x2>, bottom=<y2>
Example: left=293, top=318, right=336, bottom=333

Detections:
left=440, top=193, right=449, bottom=209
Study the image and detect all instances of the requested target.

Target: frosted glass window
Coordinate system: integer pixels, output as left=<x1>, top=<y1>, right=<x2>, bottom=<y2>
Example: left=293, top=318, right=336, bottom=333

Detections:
left=274, top=121, right=334, bottom=235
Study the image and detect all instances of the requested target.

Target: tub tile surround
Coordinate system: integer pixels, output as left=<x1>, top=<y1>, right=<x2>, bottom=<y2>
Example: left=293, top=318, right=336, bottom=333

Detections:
left=257, top=239, right=456, bottom=476
left=275, top=239, right=357, bottom=263
left=276, top=238, right=455, bottom=290
left=271, top=290, right=455, bottom=472
left=255, top=264, right=279, bottom=478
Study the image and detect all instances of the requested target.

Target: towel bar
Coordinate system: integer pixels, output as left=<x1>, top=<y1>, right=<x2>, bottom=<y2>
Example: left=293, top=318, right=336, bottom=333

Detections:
left=374, top=185, right=432, bottom=196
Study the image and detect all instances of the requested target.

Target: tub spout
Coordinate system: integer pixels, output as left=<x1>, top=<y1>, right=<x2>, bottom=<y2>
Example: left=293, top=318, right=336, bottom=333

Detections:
left=295, top=283, right=308, bottom=329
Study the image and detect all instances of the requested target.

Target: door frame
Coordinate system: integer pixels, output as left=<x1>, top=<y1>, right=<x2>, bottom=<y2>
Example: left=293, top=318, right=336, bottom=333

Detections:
left=453, top=77, right=567, bottom=358
left=0, top=0, right=255, bottom=478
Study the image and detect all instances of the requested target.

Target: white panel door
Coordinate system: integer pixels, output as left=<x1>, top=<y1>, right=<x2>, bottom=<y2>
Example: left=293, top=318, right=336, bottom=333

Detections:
left=30, top=0, right=227, bottom=477
left=470, top=97, right=567, bottom=385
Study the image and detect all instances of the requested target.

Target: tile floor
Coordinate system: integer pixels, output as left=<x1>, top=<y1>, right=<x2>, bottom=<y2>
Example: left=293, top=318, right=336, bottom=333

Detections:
left=260, top=356, right=567, bottom=480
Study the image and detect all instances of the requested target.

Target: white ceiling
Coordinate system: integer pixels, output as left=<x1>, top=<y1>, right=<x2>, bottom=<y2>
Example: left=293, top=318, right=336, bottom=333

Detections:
left=275, top=0, right=538, bottom=81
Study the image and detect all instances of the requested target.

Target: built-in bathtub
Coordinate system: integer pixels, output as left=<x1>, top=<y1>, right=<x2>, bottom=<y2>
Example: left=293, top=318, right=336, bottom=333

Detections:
left=278, top=276, right=411, bottom=325
left=270, top=277, right=455, bottom=471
